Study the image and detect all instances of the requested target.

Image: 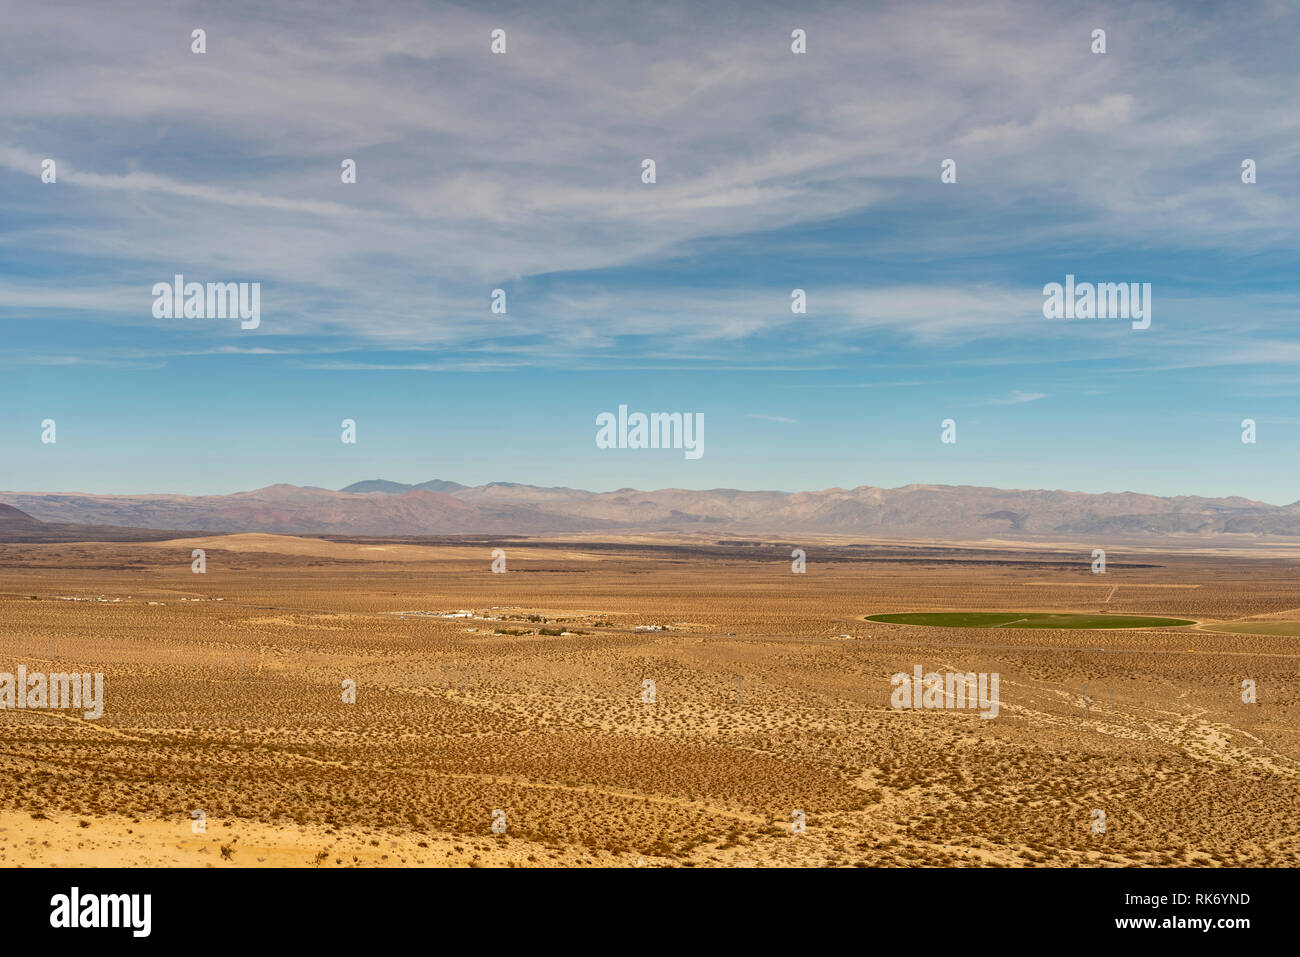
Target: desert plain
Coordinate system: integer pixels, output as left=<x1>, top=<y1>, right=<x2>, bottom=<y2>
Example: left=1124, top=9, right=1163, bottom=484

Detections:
left=1, top=532, right=1298, bottom=867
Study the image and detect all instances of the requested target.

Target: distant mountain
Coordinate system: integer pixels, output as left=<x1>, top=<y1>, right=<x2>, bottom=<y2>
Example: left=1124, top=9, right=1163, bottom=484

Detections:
left=339, top=479, right=415, bottom=494
left=0, top=503, right=41, bottom=528
left=0, top=501, right=194, bottom=543
left=340, top=479, right=469, bottom=494
left=4, top=481, right=1300, bottom=542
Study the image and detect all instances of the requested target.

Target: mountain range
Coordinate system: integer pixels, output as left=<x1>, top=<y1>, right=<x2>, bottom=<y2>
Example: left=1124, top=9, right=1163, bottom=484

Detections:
left=4, top=480, right=1300, bottom=542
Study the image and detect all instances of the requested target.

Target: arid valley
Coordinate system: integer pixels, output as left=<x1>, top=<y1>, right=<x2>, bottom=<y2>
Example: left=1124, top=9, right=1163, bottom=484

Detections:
left=2, top=531, right=1297, bottom=868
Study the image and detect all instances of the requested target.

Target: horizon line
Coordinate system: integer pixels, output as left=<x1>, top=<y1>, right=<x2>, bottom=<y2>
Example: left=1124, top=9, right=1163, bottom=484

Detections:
left=1, top=479, right=1293, bottom=508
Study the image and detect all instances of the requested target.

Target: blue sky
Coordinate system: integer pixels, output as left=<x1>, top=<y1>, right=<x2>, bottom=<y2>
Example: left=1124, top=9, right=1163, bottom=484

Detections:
left=2, top=0, right=1298, bottom=501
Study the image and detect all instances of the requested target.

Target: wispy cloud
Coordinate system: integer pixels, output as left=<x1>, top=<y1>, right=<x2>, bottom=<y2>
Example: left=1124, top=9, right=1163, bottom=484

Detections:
left=984, top=391, right=1047, bottom=405
left=0, top=0, right=1294, bottom=366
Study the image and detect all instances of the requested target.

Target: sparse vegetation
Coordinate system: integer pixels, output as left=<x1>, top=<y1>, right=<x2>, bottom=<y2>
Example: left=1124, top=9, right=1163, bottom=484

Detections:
left=0, top=536, right=1295, bottom=868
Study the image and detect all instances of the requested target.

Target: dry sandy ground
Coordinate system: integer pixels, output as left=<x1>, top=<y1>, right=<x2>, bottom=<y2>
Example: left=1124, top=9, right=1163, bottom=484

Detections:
left=2, top=533, right=1298, bottom=867
left=152, top=533, right=602, bottom=563
left=0, top=810, right=648, bottom=867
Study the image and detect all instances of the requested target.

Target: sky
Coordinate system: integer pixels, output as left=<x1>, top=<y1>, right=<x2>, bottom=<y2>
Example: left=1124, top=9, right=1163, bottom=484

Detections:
left=2, top=0, right=1298, bottom=501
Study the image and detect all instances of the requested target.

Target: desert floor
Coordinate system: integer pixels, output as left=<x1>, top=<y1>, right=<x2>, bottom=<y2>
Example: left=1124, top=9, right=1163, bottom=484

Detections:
left=1, top=534, right=1297, bottom=867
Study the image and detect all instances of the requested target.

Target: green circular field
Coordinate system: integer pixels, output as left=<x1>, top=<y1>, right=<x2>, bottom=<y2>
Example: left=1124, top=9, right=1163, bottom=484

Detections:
left=863, top=612, right=1195, bottom=629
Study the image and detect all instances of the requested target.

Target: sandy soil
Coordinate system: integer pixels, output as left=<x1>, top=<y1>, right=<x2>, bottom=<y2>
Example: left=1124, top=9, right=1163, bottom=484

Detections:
left=2, top=534, right=1297, bottom=867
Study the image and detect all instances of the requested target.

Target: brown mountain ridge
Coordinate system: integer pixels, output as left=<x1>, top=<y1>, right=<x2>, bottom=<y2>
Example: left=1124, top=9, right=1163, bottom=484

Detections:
left=3, top=481, right=1299, bottom=542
